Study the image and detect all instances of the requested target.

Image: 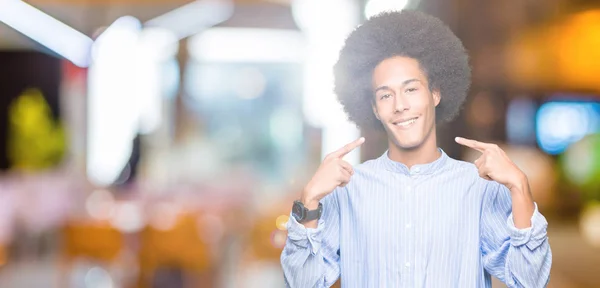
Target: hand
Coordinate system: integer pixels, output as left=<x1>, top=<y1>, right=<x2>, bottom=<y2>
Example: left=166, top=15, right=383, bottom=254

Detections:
left=455, top=137, right=526, bottom=191
left=302, top=137, right=365, bottom=208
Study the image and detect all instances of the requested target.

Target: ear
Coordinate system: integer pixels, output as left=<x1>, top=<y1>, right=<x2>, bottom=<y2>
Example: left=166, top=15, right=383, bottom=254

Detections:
left=372, top=101, right=380, bottom=120
left=432, top=89, right=441, bottom=107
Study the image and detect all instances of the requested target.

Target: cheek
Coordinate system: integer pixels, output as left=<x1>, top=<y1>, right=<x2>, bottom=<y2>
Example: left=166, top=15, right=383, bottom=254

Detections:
left=408, top=97, right=429, bottom=113
left=414, top=94, right=435, bottom=113
left=375, top=101, right=394, bottom=117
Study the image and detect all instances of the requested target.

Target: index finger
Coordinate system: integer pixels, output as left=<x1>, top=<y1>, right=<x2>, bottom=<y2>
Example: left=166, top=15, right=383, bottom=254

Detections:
left=328, top=137, right=365, bottom=159
left=455, top=137, right=489, bottom=152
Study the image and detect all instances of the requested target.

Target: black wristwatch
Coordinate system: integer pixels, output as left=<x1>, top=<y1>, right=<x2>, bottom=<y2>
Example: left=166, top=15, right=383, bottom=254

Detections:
left=292, top=200, right=323, bottom=223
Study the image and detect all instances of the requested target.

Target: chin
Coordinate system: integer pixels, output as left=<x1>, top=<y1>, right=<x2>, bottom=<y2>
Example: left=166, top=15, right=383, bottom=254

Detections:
left=395, top=140, right=424, bottom=151
left=383, top=128, right=421, bottom=150
left=389, top=133, right=424, bottom=151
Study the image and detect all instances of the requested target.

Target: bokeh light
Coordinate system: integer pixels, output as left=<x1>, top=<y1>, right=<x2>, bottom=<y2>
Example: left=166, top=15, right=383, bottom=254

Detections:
left=580, top=202, right=600, bottom=248
left=84, top=266, right=114, bottom=288
left=275, top=215, right=289, bottom=231
left=85, top=189, right=116, bottom=220
left=506, top=98, right=537, bottom=145
left=364, top=0, right=410, bottom=19
left=149, top=202, right=180, bottom=231
left=109, top=201, right=144, bottom=233
left=536, top=101, right=600, bottom=155
left=270, top=230, right=287, bottom=249
left=233, top=67, right=267, bottom=100
left=561, top=133, right=600, bottom=199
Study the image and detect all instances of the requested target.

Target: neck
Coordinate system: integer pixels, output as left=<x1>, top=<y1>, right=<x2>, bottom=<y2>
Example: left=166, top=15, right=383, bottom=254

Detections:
left=387, top=130, right=440, bottom=168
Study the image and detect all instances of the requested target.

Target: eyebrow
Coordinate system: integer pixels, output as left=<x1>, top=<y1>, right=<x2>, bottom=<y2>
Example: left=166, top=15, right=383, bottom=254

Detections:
left=374, top=79, right=422, bottom=93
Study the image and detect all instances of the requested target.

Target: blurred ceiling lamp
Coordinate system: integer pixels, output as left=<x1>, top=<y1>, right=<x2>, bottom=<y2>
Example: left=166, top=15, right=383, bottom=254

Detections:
left=462, top=144, right=557, bottom=211
left=88, top=4, right=228, bottom=186
left=506, top=10, right=600, bottom=92
left=364, top=0, right=411, bottom=19
left=145, top=0, right=234, bottom=40
left=88, top=18, right=182, bottom=187
left=188, top=27, right=305, bottom=63
left=0, top=0, right=93, bottom=67
left=292, top=0, right=362, bottom=165
left=87, top=16, right=143, bottom=187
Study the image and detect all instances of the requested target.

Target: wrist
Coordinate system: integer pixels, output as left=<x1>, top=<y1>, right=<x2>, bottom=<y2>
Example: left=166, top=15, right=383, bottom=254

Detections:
left=301, top=185, right=320, bottom=209
left=507, top=173, right=535, bottom=211
left=507, top=172, right=528, bottom=195
left=301, top=196, right=320, bottom=210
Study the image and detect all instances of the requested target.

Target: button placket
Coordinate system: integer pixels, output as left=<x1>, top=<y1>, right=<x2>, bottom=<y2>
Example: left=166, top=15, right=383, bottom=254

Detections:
left=403, top=174, right=416, bottom=286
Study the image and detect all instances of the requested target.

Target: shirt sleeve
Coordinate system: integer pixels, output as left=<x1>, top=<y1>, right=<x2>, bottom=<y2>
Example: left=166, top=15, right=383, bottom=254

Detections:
left=281, top=188, right=342, bottom=288
left=480, top=181, right=552, bottom=288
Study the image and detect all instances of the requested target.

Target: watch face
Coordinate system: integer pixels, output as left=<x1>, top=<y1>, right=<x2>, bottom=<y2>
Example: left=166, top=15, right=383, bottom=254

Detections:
left=292, top=201, right=304, bottom=220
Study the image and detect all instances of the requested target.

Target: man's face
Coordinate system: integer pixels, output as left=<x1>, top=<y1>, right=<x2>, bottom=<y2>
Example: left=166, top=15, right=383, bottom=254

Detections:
left=372, top=56, right=440, bottom=150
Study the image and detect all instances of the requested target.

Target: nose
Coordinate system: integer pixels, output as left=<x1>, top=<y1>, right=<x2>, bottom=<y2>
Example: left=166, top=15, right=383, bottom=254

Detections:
left=394, top=94, right=410, bottom=112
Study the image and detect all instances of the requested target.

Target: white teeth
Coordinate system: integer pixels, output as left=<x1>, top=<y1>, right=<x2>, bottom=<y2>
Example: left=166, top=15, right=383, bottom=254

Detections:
left=396, top=118, right=416, bottom=127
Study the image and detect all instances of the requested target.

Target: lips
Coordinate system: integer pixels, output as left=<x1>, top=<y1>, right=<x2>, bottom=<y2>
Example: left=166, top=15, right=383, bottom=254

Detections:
left=392, top=117, right=418, bottom=128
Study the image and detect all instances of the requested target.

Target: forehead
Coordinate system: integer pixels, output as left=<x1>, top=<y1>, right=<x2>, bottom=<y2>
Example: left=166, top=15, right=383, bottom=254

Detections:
left=372, top=56, right=426, bottom=87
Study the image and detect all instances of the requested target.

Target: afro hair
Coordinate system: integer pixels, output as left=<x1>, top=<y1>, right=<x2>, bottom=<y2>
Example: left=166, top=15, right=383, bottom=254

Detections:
left=333, top=10, right=471, bottom=130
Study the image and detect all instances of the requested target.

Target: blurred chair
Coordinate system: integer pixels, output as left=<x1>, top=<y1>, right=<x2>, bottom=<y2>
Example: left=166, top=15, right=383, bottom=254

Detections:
left=60, top=220, right=125, bottom=287
left=0, top=244, right=6, bottom=269
left=62, top=221, right=123, bottom=262
left=137, top=212, right=214, bottom=288
left=248, top=215, right=286, bottom=261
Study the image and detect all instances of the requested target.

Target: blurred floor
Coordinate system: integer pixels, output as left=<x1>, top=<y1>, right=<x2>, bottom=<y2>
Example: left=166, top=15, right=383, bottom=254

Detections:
left=0, top=256, right=59, bottom=288
left=0, top=222, right=598, bottom=288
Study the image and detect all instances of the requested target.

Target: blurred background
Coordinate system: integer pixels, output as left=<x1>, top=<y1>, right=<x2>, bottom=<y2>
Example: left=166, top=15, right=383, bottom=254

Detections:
left=0, top=0, right=599, bottom=287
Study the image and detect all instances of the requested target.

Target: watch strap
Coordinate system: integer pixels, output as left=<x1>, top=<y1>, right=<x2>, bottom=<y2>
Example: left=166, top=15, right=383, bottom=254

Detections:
left=304, top=202, right=323, bottom=222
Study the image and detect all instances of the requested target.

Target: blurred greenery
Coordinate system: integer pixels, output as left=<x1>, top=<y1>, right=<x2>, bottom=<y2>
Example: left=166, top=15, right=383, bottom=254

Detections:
left=7, top=88, right=66, bottom=171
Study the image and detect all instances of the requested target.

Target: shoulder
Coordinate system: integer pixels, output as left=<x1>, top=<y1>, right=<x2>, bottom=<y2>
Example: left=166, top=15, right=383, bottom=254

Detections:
left=354, top=157, right=380, bottom=173
left=331, top=157, right=386, bottom=199
left=445, top=156, right=478, bottom=174
left=444, top=156, right=506, bottom=195
left=350, top=157, right=389, bottom=183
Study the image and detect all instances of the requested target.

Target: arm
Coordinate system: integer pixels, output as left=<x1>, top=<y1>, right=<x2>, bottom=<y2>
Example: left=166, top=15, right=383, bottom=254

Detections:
left=281, top=189, right=341, bottom=288
left=280, top=137, right=363, bottom=287
left=480, top=180, right=552, bottom=287
left=455, top=137, right=552, bottom=286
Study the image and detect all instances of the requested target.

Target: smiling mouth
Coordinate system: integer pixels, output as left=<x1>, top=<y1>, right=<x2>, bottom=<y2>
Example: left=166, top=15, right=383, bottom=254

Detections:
left=393, top=117, right=418, bottom=128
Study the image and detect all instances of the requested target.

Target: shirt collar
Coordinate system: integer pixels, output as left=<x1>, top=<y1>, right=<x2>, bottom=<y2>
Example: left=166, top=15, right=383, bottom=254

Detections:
left=379, top=148, right=448, bottom=175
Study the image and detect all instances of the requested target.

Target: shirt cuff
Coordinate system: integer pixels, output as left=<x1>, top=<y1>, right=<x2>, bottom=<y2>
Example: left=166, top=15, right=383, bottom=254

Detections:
left=507, top=202, right=548, bottom=250
left=286, top=212, right=325, bottom=255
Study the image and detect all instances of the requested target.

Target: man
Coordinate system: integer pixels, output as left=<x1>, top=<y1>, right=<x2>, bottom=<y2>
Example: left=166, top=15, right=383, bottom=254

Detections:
left=280, top=10, right=552, bottom=288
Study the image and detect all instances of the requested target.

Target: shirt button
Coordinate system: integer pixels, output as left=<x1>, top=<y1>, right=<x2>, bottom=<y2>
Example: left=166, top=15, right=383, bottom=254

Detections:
left=414, top=168, right=420, bottom=173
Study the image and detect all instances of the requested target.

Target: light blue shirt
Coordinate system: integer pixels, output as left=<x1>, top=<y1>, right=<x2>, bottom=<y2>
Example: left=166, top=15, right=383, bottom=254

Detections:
left=281, top=149, right=551, bottom=287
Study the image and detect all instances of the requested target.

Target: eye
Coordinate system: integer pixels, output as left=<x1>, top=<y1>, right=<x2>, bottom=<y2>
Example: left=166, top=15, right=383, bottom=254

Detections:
left=380, top=94, right=392, bottom=100
left=405, top=87, right=418, bottom=93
